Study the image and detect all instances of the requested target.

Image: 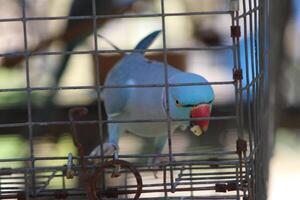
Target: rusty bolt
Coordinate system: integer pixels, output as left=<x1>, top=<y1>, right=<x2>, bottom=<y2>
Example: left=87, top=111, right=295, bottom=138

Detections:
left=233, top=68, right=243, bottom=81
left=231, top=25, right=241, bottom=38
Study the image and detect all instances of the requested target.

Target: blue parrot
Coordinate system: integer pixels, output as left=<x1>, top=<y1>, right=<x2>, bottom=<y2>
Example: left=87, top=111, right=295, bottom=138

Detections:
left=90, top=31, right=215, bottom=159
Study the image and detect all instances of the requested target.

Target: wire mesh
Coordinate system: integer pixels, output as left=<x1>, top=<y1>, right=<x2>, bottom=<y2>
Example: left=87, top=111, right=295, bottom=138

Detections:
left=0, top=0, right=269, bottom=199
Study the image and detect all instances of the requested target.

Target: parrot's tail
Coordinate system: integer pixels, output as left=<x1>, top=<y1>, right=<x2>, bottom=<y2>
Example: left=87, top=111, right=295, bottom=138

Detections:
left=134, top=30, right=161, bottom=51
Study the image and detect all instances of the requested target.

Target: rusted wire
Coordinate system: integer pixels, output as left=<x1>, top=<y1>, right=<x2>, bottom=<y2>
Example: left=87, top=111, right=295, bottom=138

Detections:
left=90, top=159, right=143, bottom=200
left=68, top=107, right=143, bottom=200
left=69, top=107, right=97, bottom=200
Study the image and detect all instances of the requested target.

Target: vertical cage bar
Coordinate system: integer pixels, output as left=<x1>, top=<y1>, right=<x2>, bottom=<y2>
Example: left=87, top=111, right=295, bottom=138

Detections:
left=125, top=171, right=129, bottom=199
left=163, top=165, right=168, bottom=199
left=91, top=0, right=106, bottom=190
left=256, top=0, right=270, bottom=199
left=248, top=1, right=260, bottom=196
left=247, top=0, right=258, bottom=196
left=235, top=164, right=240, bottom=200
left=254, top=0, right=262, bottom=157
left=242, top=0, right=254, bottom=154
left=235, top=12, right=245, bottom=142
left=254, top=0, right=260, bottom=78
left=160, top=0, right=175, bottom=191
left=241, top=1, right=255, bottom=198
left=21, top=0, right=36, bottom=194
left=232, top=2, right=247, bottom=199
left=253, top=0, right=260, bottom=154
left=189, top=164, right=194, bottom=197
left=248, top=0, right=258, bottom=152
left=243, top=151, right=253, bottom=199
left=231, top=7, right=245, bottom=143
left=25, top=170, right=29, bottom=199
left=258, top=0, right=270, bottom=199
left=255, top=0, right=264, bottom=198
left=62, top=171, right=66, bottom=191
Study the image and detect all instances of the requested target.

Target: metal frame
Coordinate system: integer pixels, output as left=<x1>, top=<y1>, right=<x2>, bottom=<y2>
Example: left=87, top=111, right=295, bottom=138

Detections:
left=0, top=0, right=269, bottom=199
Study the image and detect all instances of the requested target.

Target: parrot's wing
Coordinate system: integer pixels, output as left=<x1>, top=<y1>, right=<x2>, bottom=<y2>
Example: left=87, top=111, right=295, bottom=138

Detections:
left=134, top=30, right=161, bottom=52
left=103, top=30, right=162, bottom=116
left=103, top=79, right=135, bottom=117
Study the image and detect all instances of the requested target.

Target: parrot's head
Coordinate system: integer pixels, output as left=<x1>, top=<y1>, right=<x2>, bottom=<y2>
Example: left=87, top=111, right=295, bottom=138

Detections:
left=166, top=73, right=214, bottom=136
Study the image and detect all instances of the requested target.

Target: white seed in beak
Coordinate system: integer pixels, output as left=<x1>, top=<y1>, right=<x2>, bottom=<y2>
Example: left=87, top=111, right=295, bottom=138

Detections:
left=190, top=125, right=203, bottom=136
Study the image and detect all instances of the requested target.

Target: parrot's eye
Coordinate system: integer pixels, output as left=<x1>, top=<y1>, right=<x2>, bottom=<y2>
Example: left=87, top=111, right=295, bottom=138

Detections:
left=175, top=100, right=182, bottom=107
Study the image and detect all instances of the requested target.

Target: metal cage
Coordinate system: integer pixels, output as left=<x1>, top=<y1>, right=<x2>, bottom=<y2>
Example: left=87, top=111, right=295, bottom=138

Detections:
left=0, top=0, right=270, bottom=199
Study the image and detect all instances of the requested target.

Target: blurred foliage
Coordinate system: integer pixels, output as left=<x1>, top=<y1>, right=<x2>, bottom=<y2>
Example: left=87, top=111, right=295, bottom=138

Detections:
left=0, top=67, right=24, bottom=87
left=34, top=133, right=77, bottom=188
left=0, top=67, right=50, bottom=107
left=0, top=134, right=27, bottom=168
left=0, top=133, right=77, bottom=188
left=34, top=134, right=77, bottom=166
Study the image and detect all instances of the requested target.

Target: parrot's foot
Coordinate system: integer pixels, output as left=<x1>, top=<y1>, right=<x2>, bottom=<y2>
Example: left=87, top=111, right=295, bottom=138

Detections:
left=148, top=156, right=172, bottom=179
left=89, top=143, right=118, bottom=163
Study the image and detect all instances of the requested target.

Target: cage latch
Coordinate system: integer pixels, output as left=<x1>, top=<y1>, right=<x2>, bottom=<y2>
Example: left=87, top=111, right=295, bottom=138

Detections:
left=112, top=152, right=121, bottom=178
left=231, top=25, right=241, bottom=38
left=65, top=153, right=74, bottom=179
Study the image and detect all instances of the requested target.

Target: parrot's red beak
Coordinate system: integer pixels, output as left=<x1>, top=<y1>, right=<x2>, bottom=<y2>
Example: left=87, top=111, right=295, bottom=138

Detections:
left=190, top=104, right=211, bottom=136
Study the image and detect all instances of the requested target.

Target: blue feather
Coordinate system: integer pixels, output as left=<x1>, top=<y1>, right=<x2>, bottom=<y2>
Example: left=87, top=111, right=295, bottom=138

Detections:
left=134, top=30, right=162, bottom=52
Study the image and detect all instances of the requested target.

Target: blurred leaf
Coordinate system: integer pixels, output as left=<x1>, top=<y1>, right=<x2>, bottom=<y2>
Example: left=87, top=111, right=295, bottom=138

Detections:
left=0, top=134, right=27, bottom=168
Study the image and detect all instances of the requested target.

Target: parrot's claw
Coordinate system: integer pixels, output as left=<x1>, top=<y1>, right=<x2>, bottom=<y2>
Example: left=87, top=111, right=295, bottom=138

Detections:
left=89, top=143, right=118, bottom=163
left=148, top=156, right=171, bottom=179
